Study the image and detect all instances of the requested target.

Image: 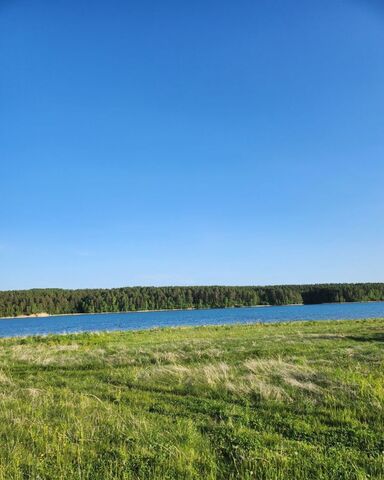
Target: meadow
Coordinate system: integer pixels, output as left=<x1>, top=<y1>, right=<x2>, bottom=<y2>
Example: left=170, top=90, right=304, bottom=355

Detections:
left=0, top=319, right=383, bottom=479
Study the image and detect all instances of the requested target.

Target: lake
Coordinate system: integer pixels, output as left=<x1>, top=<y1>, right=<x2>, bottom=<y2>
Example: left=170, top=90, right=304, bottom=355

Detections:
left=0, top=301, right=383, bottom=337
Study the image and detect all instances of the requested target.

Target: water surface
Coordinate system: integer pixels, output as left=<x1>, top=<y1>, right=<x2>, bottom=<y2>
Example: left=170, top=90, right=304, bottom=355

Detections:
left=0, top=302, right=383, bottom=337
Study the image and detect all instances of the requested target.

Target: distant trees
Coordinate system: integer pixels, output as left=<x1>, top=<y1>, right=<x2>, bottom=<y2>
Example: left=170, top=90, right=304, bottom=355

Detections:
left=0, top=283, right=383, bottom=318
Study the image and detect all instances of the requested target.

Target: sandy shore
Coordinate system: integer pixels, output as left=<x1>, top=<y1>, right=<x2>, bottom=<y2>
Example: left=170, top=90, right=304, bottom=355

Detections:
left=15, top=312, right=50, bottom=319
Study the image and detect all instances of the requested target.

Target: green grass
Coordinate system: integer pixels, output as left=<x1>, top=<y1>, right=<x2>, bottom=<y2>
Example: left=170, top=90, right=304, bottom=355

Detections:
left=0, top=319, right=383, bottom=479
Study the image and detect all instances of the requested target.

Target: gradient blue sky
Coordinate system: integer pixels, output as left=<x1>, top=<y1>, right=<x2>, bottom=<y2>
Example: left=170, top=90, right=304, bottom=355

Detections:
left=1, top=0, right=383, bottom=290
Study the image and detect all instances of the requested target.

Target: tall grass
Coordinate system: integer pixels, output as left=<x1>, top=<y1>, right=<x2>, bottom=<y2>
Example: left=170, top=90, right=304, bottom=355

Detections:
left=0, top=319, right=383, bottom=479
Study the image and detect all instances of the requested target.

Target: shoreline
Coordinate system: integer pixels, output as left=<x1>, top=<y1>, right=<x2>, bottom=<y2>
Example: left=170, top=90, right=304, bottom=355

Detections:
left=0, top=304, right=276, bottom=321
left=0, top=300, right=383, bottom=321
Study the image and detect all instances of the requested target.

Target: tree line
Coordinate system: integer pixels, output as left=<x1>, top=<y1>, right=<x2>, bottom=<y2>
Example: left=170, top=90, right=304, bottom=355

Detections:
left=0, top=283, right=383, bottom=317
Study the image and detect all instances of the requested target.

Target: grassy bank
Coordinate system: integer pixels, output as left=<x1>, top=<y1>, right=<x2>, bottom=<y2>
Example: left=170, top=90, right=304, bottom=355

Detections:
left=0, top=320, right=383, bottom=479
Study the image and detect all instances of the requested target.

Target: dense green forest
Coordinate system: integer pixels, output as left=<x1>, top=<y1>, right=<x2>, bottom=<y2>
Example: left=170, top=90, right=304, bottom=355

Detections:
left=0, top=283, right=384, bottom=317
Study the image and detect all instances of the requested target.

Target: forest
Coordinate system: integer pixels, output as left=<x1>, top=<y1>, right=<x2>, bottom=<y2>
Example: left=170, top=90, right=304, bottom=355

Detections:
left=0, top=283, right=384, bottom=318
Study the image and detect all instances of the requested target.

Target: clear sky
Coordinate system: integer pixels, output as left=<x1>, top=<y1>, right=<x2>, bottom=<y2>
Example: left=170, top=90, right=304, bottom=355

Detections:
left=1, top=0, right=383, bottom=290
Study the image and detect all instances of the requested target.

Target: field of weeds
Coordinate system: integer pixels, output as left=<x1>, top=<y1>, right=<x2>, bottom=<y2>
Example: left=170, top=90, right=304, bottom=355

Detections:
left=0, top=319, right=383, bottom=479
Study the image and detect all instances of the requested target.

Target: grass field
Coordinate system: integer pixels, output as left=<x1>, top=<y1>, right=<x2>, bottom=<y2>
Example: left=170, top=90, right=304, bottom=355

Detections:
left=0, top=319, right=383, bottom=479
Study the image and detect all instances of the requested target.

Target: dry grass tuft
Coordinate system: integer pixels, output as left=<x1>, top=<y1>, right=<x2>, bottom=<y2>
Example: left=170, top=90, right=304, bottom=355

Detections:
left=243, top=357, right=323, bottom=397
left=25, top=387, right=44, bottom=398
left=0, top=370, right=13, bottom=385
left=201, top=362, right=231, bottom=387
left=151, top=351, right=184, bottom=364
left=10, top=345, right=105, bottom=366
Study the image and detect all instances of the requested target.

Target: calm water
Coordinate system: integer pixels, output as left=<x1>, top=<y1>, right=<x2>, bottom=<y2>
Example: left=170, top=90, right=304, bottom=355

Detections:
left=0, top=302, right=383, bottom=337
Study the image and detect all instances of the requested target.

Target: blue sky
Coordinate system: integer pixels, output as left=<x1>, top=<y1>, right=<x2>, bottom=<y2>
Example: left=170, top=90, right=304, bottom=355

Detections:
left=1, top=0, right=383, bottom=290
